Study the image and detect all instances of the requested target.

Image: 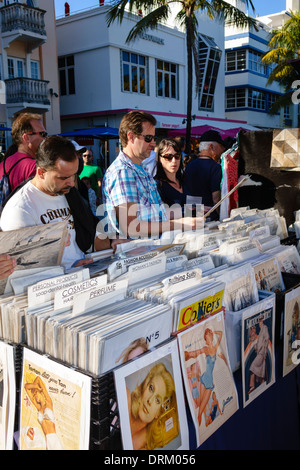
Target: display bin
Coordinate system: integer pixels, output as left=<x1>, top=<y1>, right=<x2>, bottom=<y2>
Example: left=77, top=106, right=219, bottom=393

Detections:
left=16, top=344, right=123, bottom=451
left=89, top=371, right=122, bottom=450
left=224, top=291, right=276, bottom=373
left=0, top=339, right=23, bottom=450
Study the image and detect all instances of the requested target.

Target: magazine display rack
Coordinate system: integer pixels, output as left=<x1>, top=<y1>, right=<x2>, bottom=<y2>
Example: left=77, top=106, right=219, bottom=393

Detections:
left=89, top=371, right=122, bottom=450
left=0, top=207, right=300, bottom=450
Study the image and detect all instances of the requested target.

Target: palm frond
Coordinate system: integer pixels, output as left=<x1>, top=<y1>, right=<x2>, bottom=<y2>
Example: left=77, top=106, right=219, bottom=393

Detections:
left=268, top=90, right=294, bottom=115
left=125, top=4, right=171, bottom=42
left=210, top=0, right=258, bottom=31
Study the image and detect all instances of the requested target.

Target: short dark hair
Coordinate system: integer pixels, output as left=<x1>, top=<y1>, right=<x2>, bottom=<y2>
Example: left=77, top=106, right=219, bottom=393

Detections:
left=119, top=111, right=156, bottom=147
left=35, top=135, right=77, bottom=170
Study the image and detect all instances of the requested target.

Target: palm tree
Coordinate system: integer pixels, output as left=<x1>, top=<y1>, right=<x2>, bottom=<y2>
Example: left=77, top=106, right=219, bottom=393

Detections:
left=106, top=0, right=257, bottom=152
left=262, top=10, right=300, bottom=115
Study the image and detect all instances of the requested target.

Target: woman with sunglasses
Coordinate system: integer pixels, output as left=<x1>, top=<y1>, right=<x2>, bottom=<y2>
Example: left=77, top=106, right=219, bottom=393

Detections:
left=155, top=138, right=190, bottom=212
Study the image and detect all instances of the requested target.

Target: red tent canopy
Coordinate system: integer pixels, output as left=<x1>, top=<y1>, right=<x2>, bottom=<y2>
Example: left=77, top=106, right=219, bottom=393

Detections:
left=168, top=125, right=245, bottom=139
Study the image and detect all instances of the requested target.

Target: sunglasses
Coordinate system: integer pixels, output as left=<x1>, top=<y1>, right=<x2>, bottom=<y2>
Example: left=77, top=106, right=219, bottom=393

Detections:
left=139, top=134, right=157, bottom=143
left=24, top=131, right=48, bottom=138
left=160, top=153, right=181, bottom=161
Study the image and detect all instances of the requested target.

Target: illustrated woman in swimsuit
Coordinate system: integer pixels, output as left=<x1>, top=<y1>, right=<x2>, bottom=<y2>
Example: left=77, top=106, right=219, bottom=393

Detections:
left=184, top=328, right=227, bottom=426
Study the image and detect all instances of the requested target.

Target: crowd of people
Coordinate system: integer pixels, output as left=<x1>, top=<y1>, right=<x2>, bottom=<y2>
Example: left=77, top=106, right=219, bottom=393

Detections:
left=0, top=110, right=229, bottom=279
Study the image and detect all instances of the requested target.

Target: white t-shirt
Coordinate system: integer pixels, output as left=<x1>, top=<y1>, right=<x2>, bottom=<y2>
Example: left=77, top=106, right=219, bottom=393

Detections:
left=0, top=181, right=84, bottom=269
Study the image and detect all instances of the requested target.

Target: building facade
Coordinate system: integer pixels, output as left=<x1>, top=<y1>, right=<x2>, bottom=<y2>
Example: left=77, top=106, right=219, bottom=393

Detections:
left=225, top=0, right=300, bottom=129
left=0, top=0, right=61, bottom=152
left=56, top=3, right=255, bottom=165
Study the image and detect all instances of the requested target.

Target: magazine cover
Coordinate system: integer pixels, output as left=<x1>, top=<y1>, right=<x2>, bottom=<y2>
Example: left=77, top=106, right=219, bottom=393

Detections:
left=0, top=221, right=68, bottom=295
left=100, top=305, right=173, bottom=374
left=114, top=339, right=189, bottom=450
left=217, top=263, right=259, bottom=312
left=283, top=285, right=300, bottom=377
left=172, top=281, right=225, bottom=332
left=275, top=246, right=300, bottom=274
left=177, top=312, right=238, bottom=447
left=253, top=257, right=285, bottom=293
left=20, top=348, right=91, bottom=450
left=0, top=341, right=16, bottom=450
left=241, top=296, right=275, bottom=407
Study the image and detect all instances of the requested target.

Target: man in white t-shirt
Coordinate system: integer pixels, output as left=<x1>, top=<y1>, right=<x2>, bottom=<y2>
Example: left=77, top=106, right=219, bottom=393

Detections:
left=0, top=136, right=113, bottom=269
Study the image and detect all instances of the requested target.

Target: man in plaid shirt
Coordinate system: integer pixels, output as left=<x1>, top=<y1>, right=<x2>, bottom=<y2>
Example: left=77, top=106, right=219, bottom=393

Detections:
left=102, top=111, right=201, bottom=239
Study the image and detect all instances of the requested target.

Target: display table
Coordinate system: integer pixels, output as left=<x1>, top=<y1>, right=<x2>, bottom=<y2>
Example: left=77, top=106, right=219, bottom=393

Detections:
left=188, top=343, right=300, bottom=450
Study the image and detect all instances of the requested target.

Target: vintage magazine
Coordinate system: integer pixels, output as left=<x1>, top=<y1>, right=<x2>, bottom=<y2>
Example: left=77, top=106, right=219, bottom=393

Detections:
left=177, top=312, right=238, bottom=447
left=216, top=263, right=259, bottom=312
left=19, top=348, right=91, bottom=450
left=0, top=341, right=16, bottom=450
left=0, top=221, right=68, bottom=295
left=241, top=296, right=276, bottom=407
left=272, top=245, right=300, bottom=274
left=252, top=256, right=285, bottom=293
left=283, top=285, right=300, bottom=377
left=114, top=339, right=189, bottom=450
left=171, top=280, right=225, bottom=332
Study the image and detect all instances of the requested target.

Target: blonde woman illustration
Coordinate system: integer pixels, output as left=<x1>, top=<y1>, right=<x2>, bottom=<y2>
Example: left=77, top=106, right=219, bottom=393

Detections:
left=126, top=362, right=178, bottom=450
left=24, top=375, right=63, bottom=450
left=184, top=328, right=227, bottom=427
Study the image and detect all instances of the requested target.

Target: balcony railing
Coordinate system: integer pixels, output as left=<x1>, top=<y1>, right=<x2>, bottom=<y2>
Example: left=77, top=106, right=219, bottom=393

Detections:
left=5, top=77, right=50, bottom=106
left=0, top=3, right=46, bottom=36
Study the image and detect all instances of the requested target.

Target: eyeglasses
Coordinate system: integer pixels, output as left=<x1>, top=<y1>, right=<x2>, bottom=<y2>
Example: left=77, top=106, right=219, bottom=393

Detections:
left=24, top=131, right=48, bottom=138
left=160, top=153, right=181, bottom=161
left=139, top=134, right=157, bottom=143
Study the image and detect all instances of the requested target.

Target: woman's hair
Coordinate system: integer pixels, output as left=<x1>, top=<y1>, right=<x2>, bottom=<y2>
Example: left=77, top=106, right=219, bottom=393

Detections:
left=116, top=337, right=149, bottom=364
left=35, top=135, right=77, bottom=170
left=155, top=138, right=184, bottom=185
left=119, top=111, right=157, bottom=147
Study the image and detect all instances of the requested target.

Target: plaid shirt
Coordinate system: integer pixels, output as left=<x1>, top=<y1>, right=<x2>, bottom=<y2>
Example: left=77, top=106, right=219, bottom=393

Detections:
left=102, top=151, right=168, bottom=236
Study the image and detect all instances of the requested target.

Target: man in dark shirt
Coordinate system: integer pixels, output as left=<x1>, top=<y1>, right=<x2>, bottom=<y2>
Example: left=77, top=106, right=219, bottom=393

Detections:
left=185, top=130, right=225, bottom=221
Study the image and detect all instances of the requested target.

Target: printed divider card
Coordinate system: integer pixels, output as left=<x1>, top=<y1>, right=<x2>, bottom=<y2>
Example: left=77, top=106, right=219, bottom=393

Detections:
left=20, top=348, right=92, bottom=450
left=0, top=341, right=16, bottom=450
left=283, top=285, right=300, bottom=378
left=71, top=278, right=128, bottom=316
left=114, top=339, right=189, bottom=451
left=177, top=311, right=238, bottom=447
left=27, top=268, right=90, bottom=308
left=241, top=295, right=276, bottom=408
left=53, top=273, right=107, bottom=311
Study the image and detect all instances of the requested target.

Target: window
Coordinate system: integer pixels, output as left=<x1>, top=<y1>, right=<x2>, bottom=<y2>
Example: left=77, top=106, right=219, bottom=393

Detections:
left=198, top=34, right=222, bottom=111
left=156, top=60, right=178, bottom=99
left=31, top=61, right=40, bottom=80
left=226, top=88, right=246, bottom=109
left=248, top=88, right=266, bottom=110
left=7, top=58, right=25, bottom=79
left=248, top=50, right=268, bottom=76
left=268, top=93, right=280, bottom=114
left=58, top=55, right=75, bottom=96
left=226, top=50, right=246, bottom=72
left=0, top=125, right=7, bottom=154
left=121, top=51, right=147, bottom=94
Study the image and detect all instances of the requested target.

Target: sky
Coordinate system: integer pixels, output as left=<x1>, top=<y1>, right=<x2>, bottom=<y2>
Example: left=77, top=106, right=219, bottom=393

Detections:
left=54, top=0, right=288, bottom=19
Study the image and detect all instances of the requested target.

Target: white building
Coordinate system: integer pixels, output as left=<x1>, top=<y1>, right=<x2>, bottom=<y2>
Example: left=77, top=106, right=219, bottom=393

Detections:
left=0, top=0, right=61, bottom=151
left=225, top=0, right=300, bottom=129
left=56, top=3, right=254, bottom=165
